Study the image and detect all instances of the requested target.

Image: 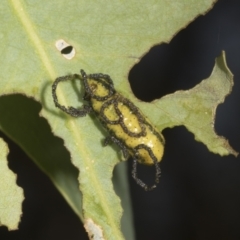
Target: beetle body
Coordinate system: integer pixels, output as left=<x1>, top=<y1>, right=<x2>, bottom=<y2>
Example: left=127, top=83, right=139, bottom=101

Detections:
left=91, top=93, right=165, bottom=166
left=52, top=70, right=165, bottom=191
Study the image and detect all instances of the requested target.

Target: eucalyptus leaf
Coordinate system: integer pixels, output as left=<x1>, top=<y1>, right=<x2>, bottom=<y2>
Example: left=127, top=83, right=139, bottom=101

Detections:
left=0, top=1, right=222, bottom=239
left=141, top=51, right=238, bottom=157
left=0, top=138, right=23, bottom=230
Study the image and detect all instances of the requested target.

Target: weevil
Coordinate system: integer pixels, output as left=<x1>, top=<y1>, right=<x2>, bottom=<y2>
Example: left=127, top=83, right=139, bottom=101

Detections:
left=52, top=70, right=165, bottom=191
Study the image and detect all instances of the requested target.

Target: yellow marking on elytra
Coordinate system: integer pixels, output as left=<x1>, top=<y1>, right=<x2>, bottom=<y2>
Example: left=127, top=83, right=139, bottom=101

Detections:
left=90, top=80, right=165, bottom=165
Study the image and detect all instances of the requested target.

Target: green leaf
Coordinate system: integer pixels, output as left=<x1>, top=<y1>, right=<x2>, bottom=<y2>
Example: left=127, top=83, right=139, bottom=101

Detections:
left=0, top=0, right=220, bottom=239
left=0, top=95, right=83, bottom=220
left=141, top=51, right=238, bottom=157
left=0, top=138, right=23, bottom=230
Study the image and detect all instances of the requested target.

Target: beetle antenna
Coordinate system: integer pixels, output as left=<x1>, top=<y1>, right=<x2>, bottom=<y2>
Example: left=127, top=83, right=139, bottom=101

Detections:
left=52, top=74, right=92, bottom=117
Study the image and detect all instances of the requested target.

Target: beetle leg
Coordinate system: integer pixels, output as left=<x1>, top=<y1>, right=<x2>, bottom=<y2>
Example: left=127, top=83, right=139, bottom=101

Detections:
left=132, top=149, right=161, bottom=191
left=52, top=74, right=93, bottom=117
left=104, top=135, right=129, bottom=160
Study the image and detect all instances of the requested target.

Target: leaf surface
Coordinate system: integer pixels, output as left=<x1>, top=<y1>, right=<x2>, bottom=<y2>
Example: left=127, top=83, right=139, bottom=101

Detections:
left=141, top=52, right=238, bottom=157
left=0, top=138, right=23, bottom=230
left=0, top=1, right=221, bottom=239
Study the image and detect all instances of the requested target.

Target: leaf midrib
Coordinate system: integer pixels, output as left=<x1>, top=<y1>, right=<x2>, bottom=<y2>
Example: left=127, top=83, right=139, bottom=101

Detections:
left=11, top=0, right=122, bottom=238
